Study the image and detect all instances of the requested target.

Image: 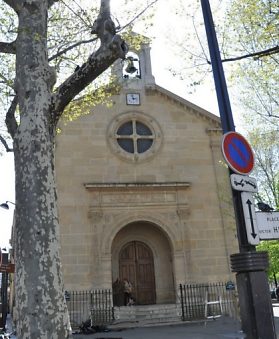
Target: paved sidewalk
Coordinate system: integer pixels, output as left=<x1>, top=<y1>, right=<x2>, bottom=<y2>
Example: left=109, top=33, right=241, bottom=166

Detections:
left=74, top=312, right=279, bottom=339
left=4, top=308, right=279, bottom=338
left=73, top=317, right=244, bottom=339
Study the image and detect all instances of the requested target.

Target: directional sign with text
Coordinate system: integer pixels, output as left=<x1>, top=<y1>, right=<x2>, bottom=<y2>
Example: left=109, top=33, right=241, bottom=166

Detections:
left=0, top=263, right=15, bottom=273
left=230, top=174, right=258, bottom=193
left=241, top=192, right=260, bottom=245
left=222, top=132, right=255, bottom=175
left=256, top=211, right=279, bottom=240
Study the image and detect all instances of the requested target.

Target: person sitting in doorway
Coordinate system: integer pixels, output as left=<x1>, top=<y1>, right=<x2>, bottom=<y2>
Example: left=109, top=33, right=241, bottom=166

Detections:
left=123, top=278, right=133, bottom=306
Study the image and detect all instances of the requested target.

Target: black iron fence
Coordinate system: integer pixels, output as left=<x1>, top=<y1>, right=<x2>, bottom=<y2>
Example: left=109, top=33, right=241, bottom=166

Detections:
left=65, top=289, right=114, bottom=329
left=179, top=282, right=238, bottom=321
left=66, top=283, right=237, bottom=328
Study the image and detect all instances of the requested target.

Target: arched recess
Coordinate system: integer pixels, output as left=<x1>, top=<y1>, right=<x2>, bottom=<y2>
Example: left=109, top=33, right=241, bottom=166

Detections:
left=111, top=221, right=175, bottom=304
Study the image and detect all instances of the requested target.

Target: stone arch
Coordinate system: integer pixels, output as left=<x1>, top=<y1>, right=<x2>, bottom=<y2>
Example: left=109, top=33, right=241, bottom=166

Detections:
left=111, top=220, right=175, bottom=304
left=102, top=213, right=176, bottom=255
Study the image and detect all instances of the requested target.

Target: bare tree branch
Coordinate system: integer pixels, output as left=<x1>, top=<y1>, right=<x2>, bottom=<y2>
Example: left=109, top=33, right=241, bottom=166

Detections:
left=52, top=35, right=127, bottom=123
left=48, top=0, right=158, bottom=63
left=119, top=0, right=159, bottom=32
left=0, top=134, right=13, bottom=152
left=0, top=41, right=16, bottom=54
left=52, top=0, right=128, bottom=124
left=191, top=16, right=211, bottom=64
left=60, top=0, right=92, bottom=29
left=48, top=38, right=97, bottom=62
left=222, top=46, right=279, bottom=63
left=5, top=95, right=18, bottom=138
left=0, top=73, right=14, bottom=90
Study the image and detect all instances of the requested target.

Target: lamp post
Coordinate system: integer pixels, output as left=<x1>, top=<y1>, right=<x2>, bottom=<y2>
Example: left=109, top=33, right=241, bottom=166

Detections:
left=200, top=1, right=276, bottom=338
left=0, top=201, right=15, bottom=210
left=0, top=250, right=9, bottom=331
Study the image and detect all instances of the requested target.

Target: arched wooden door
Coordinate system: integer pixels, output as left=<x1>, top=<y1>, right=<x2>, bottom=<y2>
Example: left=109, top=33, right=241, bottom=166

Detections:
left=119, top=241, right=156, bottom=305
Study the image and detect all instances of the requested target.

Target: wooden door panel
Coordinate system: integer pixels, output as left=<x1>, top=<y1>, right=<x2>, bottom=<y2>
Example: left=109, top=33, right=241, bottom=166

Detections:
left=137, top=262, right=155, bottom=304
left=120, top=263, right=135, bottom=282
left=119, top=241, right=156, bottom=305
left=120, top=243, right=135, bottom=260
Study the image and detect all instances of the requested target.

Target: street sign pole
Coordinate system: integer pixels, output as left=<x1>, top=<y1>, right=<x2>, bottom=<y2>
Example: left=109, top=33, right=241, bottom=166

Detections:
left=200, top=1, right=276, bottom=338
left=0, top=252, right=9, bottom=330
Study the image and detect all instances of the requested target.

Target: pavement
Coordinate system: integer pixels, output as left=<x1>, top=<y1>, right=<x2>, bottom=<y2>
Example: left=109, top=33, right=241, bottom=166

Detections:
left=73, top=317, right=245, bottom=339
left=3, top=304, right=279, bottom=339
left=73, top=302, right=279, bottom=339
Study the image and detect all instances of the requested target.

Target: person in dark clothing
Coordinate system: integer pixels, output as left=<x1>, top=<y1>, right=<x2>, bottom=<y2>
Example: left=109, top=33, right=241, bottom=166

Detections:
left=123, top=279, right=133, bottom=306
left=112, top=278, right=124, bottom=306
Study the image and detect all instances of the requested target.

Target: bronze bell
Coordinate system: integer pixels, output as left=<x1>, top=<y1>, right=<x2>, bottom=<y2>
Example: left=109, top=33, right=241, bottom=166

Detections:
left=125, top=57, right=138, bottom=74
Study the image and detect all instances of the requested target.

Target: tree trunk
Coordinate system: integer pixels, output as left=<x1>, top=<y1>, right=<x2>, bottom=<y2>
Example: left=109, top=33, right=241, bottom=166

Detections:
left=13, top=130, right=71, bottom=339
left=9, top=0, right=125, bottom=336
left=13, top=1, right=71, bottom=337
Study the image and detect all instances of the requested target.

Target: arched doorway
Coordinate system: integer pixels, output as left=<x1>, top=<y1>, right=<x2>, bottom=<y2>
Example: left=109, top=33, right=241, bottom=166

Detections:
left=119, top=241, right=156, bottom=305
left=111, top=221, right=175, bottom=304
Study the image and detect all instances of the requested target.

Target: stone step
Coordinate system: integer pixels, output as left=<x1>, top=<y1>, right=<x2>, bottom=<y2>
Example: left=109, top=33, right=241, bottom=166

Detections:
left=113, top=304, right=182, bottom=324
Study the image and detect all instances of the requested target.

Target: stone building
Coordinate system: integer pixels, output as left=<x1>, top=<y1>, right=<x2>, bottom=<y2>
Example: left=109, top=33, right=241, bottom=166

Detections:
left=55, top=40, right=238, bottom=307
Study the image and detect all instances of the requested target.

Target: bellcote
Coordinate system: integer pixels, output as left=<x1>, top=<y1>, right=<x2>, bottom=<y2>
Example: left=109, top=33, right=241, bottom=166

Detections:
left=112, top=35, right=155, bottom=90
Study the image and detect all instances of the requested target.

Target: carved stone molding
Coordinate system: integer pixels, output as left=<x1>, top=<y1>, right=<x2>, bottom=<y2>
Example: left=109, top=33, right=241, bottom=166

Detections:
left=88, top=208, right=103, bottom=222
left=176, top=206, right=190, bottom=219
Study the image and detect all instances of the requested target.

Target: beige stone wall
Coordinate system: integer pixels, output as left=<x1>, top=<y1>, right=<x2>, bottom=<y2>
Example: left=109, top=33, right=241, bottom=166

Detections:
left=55, top=87, right=238, bottom=297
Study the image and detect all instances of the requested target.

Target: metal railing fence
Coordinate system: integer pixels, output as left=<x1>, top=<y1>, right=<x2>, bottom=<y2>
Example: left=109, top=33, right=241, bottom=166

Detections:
left=179, top=282, right=238, bottom=321
left=65, top=289, right=114, bottom=329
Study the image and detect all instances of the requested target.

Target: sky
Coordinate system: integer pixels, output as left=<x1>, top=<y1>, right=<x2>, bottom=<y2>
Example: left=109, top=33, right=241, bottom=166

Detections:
left=0, top=0, right=236, bottom=249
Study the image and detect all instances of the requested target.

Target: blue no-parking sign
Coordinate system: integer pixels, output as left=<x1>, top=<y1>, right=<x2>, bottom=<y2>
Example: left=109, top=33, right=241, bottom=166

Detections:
left=222, top=131, right=254, bottom=175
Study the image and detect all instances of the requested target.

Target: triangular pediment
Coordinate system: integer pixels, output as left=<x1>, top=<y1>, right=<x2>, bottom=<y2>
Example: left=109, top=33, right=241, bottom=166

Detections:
left=145, top=84, right=221, bottom=127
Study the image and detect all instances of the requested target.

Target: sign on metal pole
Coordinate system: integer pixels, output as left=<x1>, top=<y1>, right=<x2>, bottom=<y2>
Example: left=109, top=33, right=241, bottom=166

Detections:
left=222, top=132, right=254, bottom=175
left=202, top=1, right=276, bottom=337
left=256, top=211, right=279, bottom=240
left=241, top=192, right=259, bottom=245
left=230, top=174, right=258, bottom=193
left=0, top=263, right=15, bottom=273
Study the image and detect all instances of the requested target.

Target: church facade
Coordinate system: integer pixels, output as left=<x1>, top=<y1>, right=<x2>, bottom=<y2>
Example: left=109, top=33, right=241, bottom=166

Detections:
left=55, top=41, right=238, bottom=305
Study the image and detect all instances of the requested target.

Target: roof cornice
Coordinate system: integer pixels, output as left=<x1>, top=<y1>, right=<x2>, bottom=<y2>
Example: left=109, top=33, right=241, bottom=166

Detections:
left=145, top=84, right=221, bottom=125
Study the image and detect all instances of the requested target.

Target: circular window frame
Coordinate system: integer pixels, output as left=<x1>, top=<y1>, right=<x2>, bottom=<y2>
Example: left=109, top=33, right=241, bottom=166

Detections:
left=107, top=112, right=163, bottom=162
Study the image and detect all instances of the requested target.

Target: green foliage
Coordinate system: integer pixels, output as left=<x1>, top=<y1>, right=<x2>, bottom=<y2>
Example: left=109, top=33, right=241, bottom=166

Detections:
left=246, top=124, right=279, bottom=209
left=223, top=0, right=279, bottom=214
left=225, top=0, right=279, bottom=119
left=0, top=0, right=157, bottom=151
left=61, top=77, right=121, bottom=125
left=257, top=240, right=279, bottom=281
left=121, top=28, right=150, bottom=51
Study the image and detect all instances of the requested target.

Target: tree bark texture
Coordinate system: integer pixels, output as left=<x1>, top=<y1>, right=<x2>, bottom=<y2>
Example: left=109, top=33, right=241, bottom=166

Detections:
left=13, top=1, right=71, bottom=338
left=10, top=0, right=126, bottom=338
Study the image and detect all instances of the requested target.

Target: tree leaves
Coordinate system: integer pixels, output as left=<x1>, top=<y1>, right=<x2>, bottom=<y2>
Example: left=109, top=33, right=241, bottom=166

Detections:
left=257, top=240, right=279, bottom=282
left=0, top=0, right=157, bottom=152
left=226, top=0, right=279, bottom=119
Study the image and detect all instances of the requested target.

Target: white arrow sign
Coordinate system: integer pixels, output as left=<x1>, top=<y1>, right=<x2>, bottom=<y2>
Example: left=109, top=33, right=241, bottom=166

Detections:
left=231, top=174, right=258, bottom=193
left=255, top=212, right=279, bottom=240
left=241, top=192, right=260, bottom=245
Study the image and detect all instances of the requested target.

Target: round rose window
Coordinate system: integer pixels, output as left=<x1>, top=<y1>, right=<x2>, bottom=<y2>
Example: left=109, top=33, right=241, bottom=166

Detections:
left=107, top=112, right=162, bottom=162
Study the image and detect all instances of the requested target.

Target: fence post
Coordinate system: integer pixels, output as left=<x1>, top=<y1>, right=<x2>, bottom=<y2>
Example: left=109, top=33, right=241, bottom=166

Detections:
left=179, top=284, right=185, bottom=321
left=179, top=282, right=237, bottom=322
